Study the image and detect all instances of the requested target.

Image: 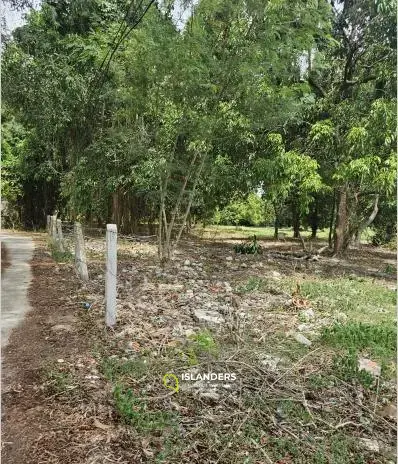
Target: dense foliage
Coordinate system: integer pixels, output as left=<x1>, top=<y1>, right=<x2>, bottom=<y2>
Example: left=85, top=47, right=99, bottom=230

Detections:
left=2, top=0, right=396, bottom=256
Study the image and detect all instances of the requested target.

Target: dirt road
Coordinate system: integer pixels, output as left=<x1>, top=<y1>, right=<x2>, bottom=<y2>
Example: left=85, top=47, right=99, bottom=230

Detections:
left=1, top=233, right=34, bottom=348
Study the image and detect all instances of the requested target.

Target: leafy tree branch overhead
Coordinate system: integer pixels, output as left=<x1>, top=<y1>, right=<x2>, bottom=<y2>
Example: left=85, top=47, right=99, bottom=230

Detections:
left=2, top=0, right=396, bottom=257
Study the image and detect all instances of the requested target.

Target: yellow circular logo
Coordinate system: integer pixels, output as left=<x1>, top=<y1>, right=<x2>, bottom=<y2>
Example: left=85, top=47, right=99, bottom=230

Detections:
left=162, top=373, right=179, bottom=393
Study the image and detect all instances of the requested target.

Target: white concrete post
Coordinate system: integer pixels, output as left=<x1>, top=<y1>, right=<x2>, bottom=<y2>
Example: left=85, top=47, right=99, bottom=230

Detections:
left=46, top=215, right=51, bottom=235
left=74, top=222, right=89, bottom=281
left=56, top=219, right=64, bottom=252
left=105, top=224, right=117, bottom=327
left=50, top=215, right=57, bottom=239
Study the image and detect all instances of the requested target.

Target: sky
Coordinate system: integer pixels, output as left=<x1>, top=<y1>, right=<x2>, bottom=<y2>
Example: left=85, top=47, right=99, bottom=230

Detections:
left=1, top=0, right=195, bottom=34
left=1, top=1, right=32, bottom=32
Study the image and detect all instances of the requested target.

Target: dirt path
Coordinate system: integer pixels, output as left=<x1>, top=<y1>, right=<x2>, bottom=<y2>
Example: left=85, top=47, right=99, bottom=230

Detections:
left=1, top=233, right=34, bottom=348
left=1, top=241, right=91, bottom=464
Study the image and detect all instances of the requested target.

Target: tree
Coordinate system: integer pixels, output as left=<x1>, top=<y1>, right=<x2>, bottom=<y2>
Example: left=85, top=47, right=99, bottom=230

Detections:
left=304, top=0, right=397, bottom=254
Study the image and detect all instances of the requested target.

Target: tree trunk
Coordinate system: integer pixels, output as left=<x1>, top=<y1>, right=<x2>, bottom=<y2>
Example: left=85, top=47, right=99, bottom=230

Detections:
left=273, top=203, right=279, bottom=239
left=354, top=194, right=379, bottom=247
left=293, top=216, right=300, bottom=238
left=111, top=191, right=119, bottom=225
left=291, top=199, right=300, bottom=238
left=333, top=186, right=348, bottom=255
left=328, top=190, right=336, bottom=248
left=309, top=199, right=318, bottom=239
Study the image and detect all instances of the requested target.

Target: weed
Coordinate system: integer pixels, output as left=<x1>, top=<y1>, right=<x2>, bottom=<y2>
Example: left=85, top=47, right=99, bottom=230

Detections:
left=321, top=321, right=396, bottom=358
left=332, top=350, right=375, bottom=387
left=189, top=329, right=217, bottom=352
left=384, top=263, right=397, bottom=275
left=48, top=240, right=73, bottom=262
left=236, top=276, right=264, bottom=293
left=113, top=385, right=179, bottom=432
left=43, top=365, right=78, bottom=397
left=321, top=322, right=396, bottom=387
left=234, top=235, right=262, bottom=254
left=100, top=357, right=148, bottom=382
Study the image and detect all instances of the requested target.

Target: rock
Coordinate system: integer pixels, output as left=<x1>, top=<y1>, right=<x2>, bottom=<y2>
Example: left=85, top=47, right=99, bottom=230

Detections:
left=199, top=390, right=220, bottom=401
left=224, top=282, right=233, bottom=293
left=193, top=309, right=224, bottom=326
left=185, top=289, right=194, bottom=299
left=271, top=270, right=281, bottom=280
left=297, top=323, right=311, bottom=332
left=299, top=308, right=315, bottom=322
left=240, top=263, right=248, bottom=268
left=261, top=355, right=282, bottom=371
left=358, top=357, right=381, bottom=377
left=380, top=403, right=397, bottom=419
left=293, top=333, right=312, bottom=346
left=158, top=283, right=184, bottom=292
left=185, top=328, right=196, bottom=338
left=51, top=324, right=74, bottom=333
left=359, top=438, right=379, bottom=452
left=184, top=260, right=191, bottom=266
left=226, top=256, right=233, bottom=261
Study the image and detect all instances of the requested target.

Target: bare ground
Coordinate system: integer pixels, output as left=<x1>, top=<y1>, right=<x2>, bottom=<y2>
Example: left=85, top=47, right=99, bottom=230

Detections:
left=1, top=235, right=396, bottom=463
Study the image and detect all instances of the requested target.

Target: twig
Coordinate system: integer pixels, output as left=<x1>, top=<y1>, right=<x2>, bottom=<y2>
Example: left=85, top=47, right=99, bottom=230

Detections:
left=271, top=348, right=321, bottom=387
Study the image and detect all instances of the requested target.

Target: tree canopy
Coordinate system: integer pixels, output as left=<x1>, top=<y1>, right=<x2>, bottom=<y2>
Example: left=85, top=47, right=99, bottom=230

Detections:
left=2, top=0, right=396, bottom=256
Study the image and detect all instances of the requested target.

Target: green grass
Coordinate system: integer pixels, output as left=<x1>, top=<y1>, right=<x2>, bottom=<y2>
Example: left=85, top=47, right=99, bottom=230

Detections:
left=193, top=225, right=329, bottom=240
left=113, top=384, right=179, bottom=432
left=42, top=363, right=80, bottom=399
left=321, top=321, right=396, bottom=387
left=48, top=240, right=73, bottom=262
left=100, top=357, right=149, bottom=383
left=193, top=224, right=376, bottom=244
left=321, top=321, right=396, bottom=358
left=297, top=276, right=396, bottom=324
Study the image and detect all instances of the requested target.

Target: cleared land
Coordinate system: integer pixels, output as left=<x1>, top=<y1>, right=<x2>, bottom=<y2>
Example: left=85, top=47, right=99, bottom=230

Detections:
left=1, top=232, right=396, bottom=464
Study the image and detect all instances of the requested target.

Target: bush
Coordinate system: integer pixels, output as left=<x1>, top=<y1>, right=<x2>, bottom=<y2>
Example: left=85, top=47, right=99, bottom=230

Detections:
left=213, top=193, right=274, bottom=226
left=234, top=235, right=262, bottom=254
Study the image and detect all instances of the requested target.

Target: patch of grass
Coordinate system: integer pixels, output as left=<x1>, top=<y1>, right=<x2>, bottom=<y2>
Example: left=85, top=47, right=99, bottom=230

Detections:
left=321, top=321, right=396, bottom=358
left=48, top=240, right=73, bottom=262
left=296, top=277, right=396, bottom=323
left=100, top=357, right=149, bottom=383
left=321, top=322, right=396, bottom=387
left=43, top=364, right=78, bottom=398
left=113, top=384, right=179, bottom=432
left=332, top=350, right=375, bottom=387
left=189, top=329, right=217, bottom=353
left=384, top=263, right=397, bottom=275
left=236, top=276, right=265, bottom=293
left=193, top=225, right=331, bottom=240
left=181, top=329, right=219, bottom=366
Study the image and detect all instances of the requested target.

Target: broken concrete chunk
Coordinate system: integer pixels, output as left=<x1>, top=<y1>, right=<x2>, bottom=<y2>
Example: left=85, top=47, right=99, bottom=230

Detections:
left=299, top=308, right=315, bottom=321
left=158, top=283, right=184, bottom=292
left=359, top=438, right=379, bottom=452
left=358, top=357, right=381, bottom=377
left=293, top=333, right=312, bottom=346
left=193, top=309, right=224, bottom=326
left=261, top=355, right=282, bottom=371
left=199, top=390, right=220, bottom=401
left=51, top=324, right=74, bottom=332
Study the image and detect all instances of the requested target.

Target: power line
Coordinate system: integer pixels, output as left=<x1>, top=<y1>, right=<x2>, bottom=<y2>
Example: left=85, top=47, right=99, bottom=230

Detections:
left=87, top=0, right=156, bottom=103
